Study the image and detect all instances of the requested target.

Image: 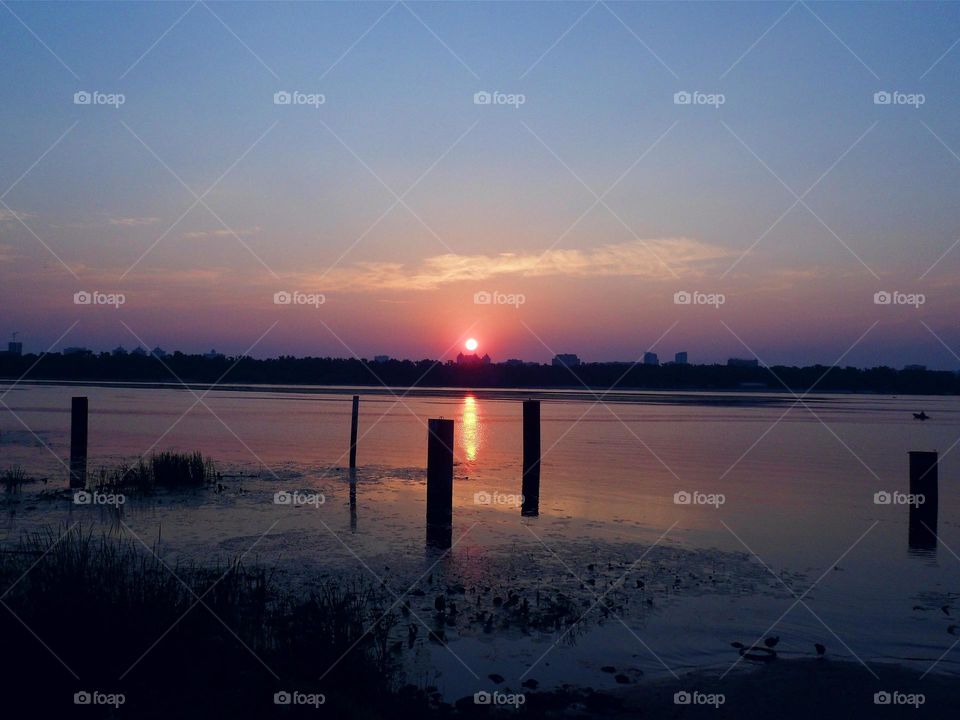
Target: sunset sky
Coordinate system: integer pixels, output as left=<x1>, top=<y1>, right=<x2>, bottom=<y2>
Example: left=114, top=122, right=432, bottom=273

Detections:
left=2, top=1, right=960, bottom=368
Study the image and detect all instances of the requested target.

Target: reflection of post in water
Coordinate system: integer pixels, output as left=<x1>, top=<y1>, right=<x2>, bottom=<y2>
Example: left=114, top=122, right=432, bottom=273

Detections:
left=426, top=522, right=452, bottom=551
left=521, top=399, right=540, bottom=517
left=426, top=418, right=454, bottom=550
left=908, top=451, right=938, bottom=554
left=349, top=468, right=357, bottom=532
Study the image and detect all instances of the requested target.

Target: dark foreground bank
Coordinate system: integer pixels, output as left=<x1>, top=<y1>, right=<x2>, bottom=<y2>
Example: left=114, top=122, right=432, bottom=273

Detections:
left=2, top=526, right=957, bottom=719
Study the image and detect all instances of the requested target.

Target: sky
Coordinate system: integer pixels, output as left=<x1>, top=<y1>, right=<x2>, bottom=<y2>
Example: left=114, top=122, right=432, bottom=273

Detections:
left=2, top=1, right=960, bottom=368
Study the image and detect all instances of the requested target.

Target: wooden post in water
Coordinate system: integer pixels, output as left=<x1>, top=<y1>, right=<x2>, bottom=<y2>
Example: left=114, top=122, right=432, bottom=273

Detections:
left=426, top=418, right=454, bottom=530
left=908, top=451, right=938, bottom=551
left=909, top=451, right=938, bottom=503
left=69, top=396, right=88, bottom=489
left=521, top=399, right=541, bottom=516
left=349, top=395, right=360, bottom=469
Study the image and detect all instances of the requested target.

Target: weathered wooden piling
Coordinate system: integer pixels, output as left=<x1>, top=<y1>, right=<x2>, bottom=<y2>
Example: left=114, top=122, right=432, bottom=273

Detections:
left=521, top=399, right=541, bottom=516
left=909, top=451, right=938, bottom=504
left=426, top=418, right=454, bottom=528
left=69, top=396, right=88, bottom=488
left=349, top=395, right=360, bottom=469
left=908, top=451, right=939, bottom=551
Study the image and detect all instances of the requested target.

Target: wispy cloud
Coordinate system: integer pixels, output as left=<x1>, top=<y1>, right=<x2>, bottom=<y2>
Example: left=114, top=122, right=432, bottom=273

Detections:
left=0, top=208, right=35, bottom=222
left=109, top=216, right=160, bottom=227
left=46, top=237, right=732, bottom=297
left=301, top=237, right=733, bottom=291
left=183, top=226, right=261, bottom=239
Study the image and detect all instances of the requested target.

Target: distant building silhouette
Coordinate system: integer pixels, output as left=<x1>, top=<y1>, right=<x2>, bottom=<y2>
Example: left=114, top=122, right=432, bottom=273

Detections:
left=63, top=347, right=91, bottom=356
left=903, top=364, right=927, bottom=371
left=674, top=351, right=688, bottom=365
left=204, top=349, right=225, bottom=360
left=151, top=346, right=168, bottom=358
left=112, top=345, right=127, bottom=356
left=552, top=353, right=581, bottom=368
left=373, top=355, right=390, bottom=363
left=131, top=346, right=148, bottom=357
left=6, top=341, right=22, bottom=356
left=643, top=352, right=659, bottom=366
left=504, top=358, right=525, bottom=366
left=727, top=357, right=758, bottom=368
left=456, top=352, right=491, bottom=366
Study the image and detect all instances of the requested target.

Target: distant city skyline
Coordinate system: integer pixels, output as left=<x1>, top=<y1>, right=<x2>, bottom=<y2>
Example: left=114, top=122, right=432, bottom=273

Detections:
left=2, top=3, right=960, bottom=369
left=0, top=335, right=947, bottom=373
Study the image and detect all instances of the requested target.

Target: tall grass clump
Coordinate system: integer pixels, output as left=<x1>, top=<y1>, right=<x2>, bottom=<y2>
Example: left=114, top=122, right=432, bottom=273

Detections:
left=95, top=451, right=217, bottom=492
left=150, top=450, right=215, bottom=487
left=2, top=465, right=30, bottom=492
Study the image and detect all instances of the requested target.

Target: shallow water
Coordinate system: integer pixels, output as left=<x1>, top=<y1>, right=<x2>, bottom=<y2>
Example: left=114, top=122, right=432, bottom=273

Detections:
left=1, top=381, right=959, bottom=698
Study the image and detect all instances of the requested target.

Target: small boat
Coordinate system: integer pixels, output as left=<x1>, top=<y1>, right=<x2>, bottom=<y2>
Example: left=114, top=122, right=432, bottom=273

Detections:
left=913, top=411, right=930, bottom=421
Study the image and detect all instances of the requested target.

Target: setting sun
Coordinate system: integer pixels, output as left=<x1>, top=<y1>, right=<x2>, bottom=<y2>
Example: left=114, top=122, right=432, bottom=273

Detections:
left=465, top=338, right=478, bottom=352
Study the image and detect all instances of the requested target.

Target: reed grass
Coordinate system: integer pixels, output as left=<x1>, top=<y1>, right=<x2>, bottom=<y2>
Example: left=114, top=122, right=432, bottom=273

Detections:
left=0, top=525, right=416, bottom=719
left=94, top=451, right=217, bottom=492
left=1, top=465, right=30, bottom=492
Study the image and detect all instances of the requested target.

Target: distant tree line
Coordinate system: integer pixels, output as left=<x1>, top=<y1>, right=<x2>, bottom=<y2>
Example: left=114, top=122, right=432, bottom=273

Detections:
left=1, top=351, right=958, bottom=394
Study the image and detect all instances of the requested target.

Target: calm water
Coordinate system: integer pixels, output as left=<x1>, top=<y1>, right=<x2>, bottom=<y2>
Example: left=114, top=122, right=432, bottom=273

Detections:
left=2, top=382, right=959, bottom=698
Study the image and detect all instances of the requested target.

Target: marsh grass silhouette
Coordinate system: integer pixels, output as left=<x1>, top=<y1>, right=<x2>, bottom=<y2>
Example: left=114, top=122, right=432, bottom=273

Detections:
left=0, top=526, right=421, bottom=718
left=93, top=451, right=217, bottom=492
left=1, top=464, right=31, bottom=492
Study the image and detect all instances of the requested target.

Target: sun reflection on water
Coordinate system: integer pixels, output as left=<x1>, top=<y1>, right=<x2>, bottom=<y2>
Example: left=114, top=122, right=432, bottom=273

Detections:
left=461, top=395, right=480, bottom=462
